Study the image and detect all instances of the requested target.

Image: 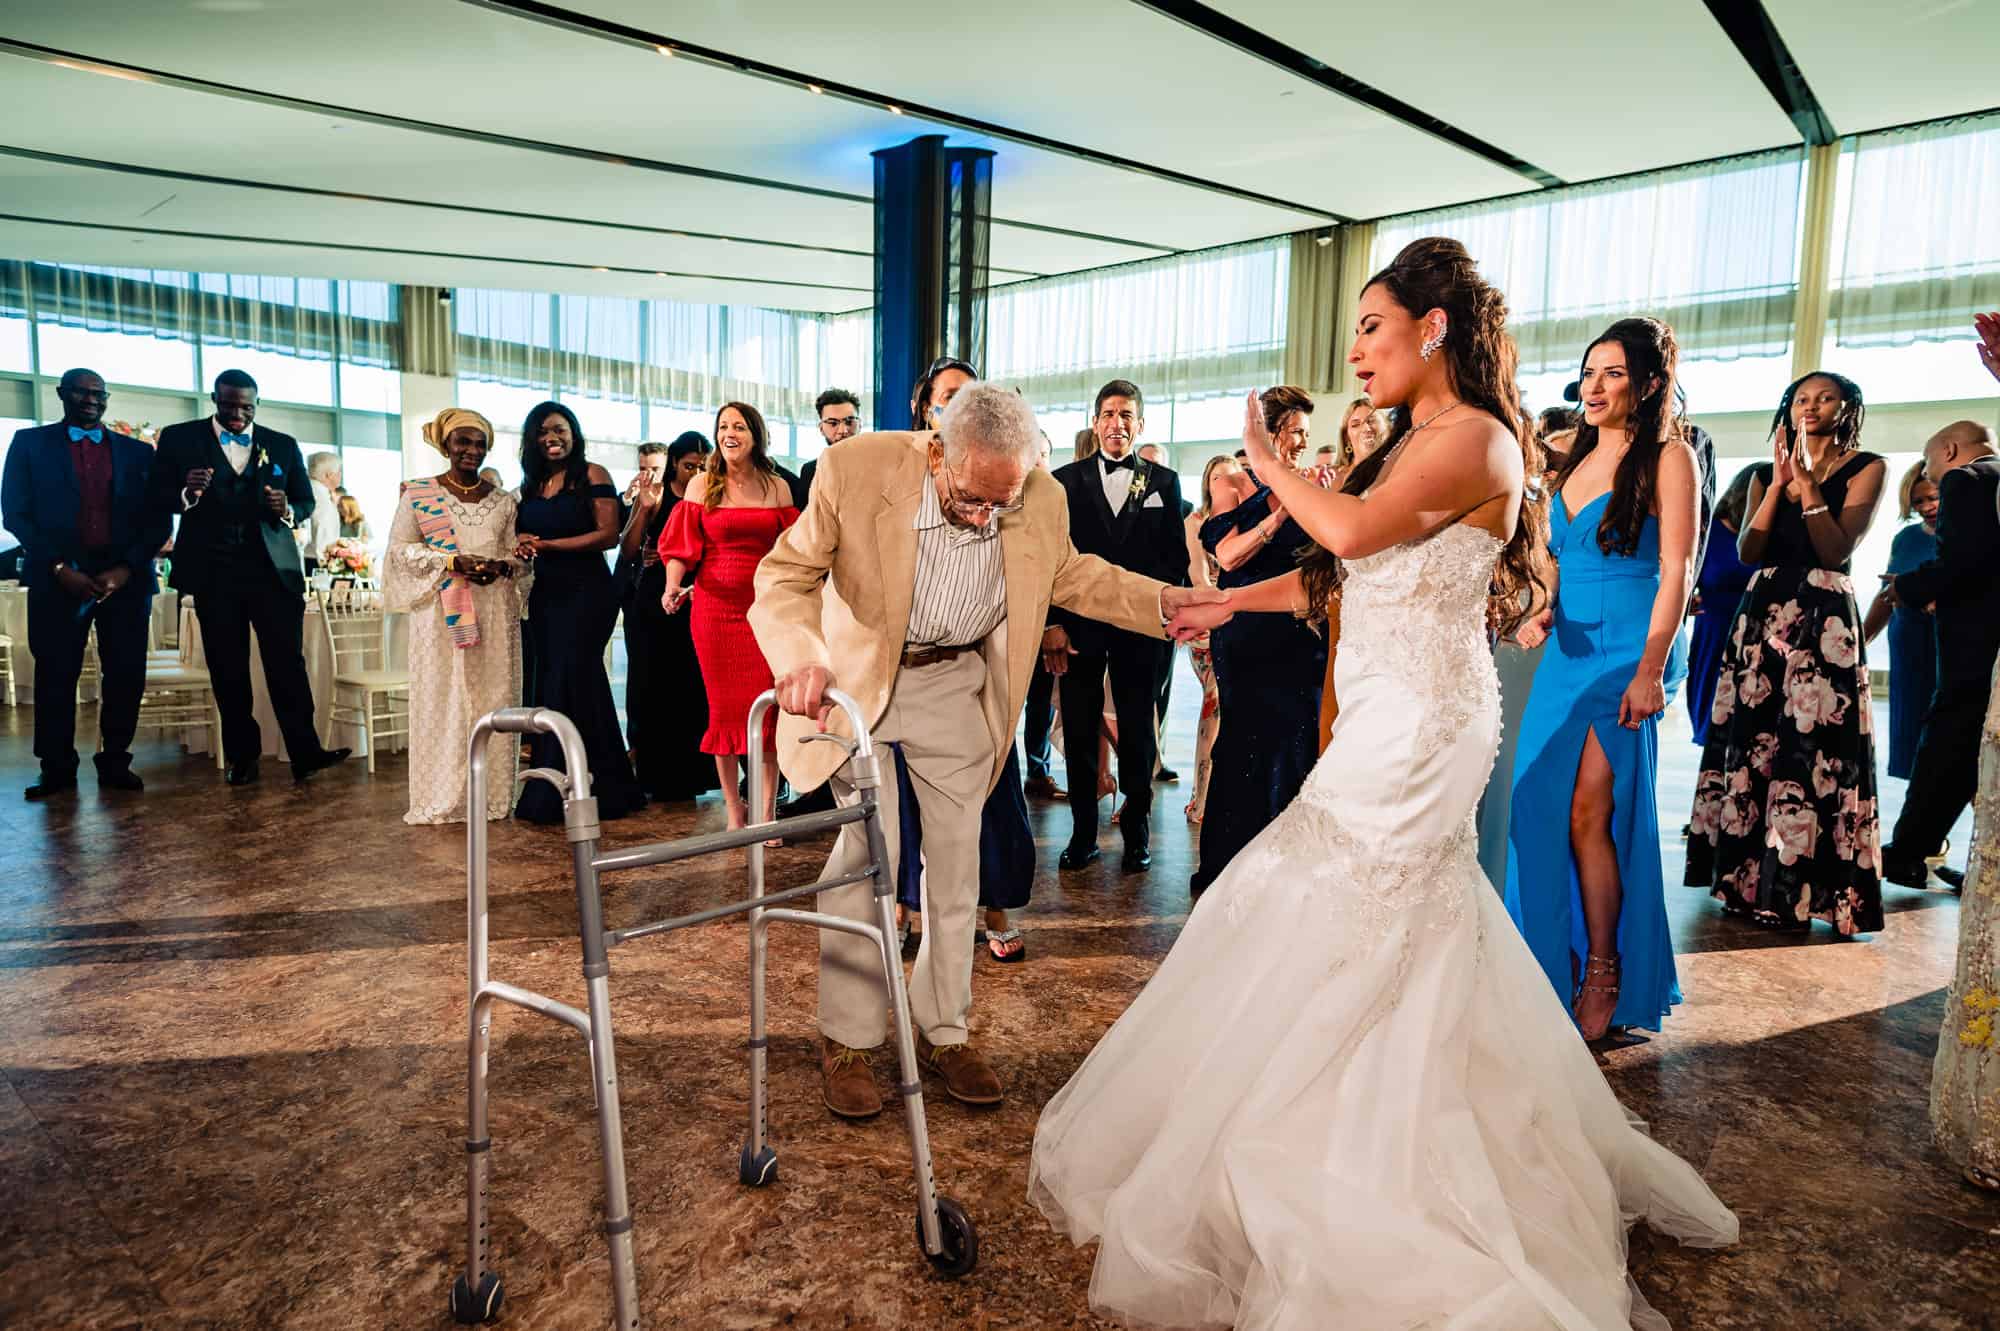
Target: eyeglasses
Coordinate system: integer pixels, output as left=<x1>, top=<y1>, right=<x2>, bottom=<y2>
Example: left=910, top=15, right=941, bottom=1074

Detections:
left=932, top=439, right=1023, bottom=518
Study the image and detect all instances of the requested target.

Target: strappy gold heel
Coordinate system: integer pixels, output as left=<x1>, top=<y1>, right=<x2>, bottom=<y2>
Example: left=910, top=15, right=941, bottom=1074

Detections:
left=1574, top=953, right=1621, bottom=1042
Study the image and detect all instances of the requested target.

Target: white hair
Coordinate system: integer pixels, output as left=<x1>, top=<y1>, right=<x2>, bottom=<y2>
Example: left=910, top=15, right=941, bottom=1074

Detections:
left=306, top=450, right=341, bottom=482
left=936, top=381, right=1039, bottom=469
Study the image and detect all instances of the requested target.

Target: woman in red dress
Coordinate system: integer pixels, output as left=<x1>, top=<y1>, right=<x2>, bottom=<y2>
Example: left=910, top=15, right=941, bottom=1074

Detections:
left=659, top=401, right=799, bottom=831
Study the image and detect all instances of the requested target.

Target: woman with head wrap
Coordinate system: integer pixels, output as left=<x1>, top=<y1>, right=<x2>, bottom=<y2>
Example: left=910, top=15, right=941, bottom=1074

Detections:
left=383, top=407, right=532, bottom=824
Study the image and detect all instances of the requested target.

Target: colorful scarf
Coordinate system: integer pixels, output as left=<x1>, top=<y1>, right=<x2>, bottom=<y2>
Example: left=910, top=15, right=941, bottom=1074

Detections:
left=404, top=479, right=480, bottom=648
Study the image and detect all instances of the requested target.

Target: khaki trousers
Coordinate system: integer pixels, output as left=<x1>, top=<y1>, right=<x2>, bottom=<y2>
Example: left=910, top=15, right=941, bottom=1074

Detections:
left=817, top=651, right=993, bottom=1050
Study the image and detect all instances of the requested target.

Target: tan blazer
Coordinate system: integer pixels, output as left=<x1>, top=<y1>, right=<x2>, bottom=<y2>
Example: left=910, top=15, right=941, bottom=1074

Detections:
left=749, top=431, right=1168, bottom=794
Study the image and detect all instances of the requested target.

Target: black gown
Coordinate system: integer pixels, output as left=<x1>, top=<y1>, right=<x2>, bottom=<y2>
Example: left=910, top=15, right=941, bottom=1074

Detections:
left=515, top=480, right=648, bottom=824
left=1190, top=486, right=1327, bottom=895
left=623, top=492, right=718, bottom=801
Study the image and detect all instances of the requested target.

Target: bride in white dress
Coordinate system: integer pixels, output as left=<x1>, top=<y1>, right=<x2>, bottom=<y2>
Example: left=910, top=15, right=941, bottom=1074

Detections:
left=1030, top=238, right=1737, bottom=1330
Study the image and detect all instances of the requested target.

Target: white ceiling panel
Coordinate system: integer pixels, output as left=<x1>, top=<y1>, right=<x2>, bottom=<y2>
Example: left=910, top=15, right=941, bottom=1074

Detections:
left=1766, top=0, right=2000, bottom=135
left=0, top=0, right=1322, bottom=256
left=580, top=0, right=1535, bottom=217
left=1209, top=0, right=1802, bottom=185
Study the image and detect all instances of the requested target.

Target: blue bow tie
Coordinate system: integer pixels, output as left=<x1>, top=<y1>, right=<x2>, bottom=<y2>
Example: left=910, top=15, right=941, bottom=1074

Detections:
left=220, top=431, right=252, bottom=449
left=67, top=426, right=103, bottom=444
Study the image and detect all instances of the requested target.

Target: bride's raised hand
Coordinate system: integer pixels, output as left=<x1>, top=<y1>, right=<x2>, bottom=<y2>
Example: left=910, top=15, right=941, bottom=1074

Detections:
left=1241, top=389, right=1281, bottom=488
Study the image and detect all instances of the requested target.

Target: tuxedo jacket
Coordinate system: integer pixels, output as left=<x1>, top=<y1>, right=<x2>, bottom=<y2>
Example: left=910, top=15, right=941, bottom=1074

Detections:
left=1048, top=454, right=1189, bottom=652
left=1896, top=455, right=2000, bottom=705
left=150, top=419, right=315, bottom=597
left=0, top=422, right=168, bottom=594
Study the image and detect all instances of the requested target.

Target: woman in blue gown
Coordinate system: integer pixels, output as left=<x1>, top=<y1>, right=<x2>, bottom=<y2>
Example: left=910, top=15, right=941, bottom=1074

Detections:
left=1685, top=465, right=1758, bottom=747
left=1507, top=319, right=1699, bottom=1040
left=1863, top=462, right=1940, bottom=780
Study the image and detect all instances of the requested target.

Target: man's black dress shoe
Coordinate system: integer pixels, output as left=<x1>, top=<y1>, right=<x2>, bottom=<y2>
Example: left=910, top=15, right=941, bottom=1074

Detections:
left=1154, top=768, right=1180, bottom=783
left=1058, top=845, right=1102, bottom=871
left=1121, top=846, right=1152, bottom=873
left=225, top=760, right=260, bottom=787
left=24, top=775, right=78, bottom=801
left=96, top=767, right=145, bottom=792
left=1879, top=853, right=1930, bottom=890
left=292, top=748, right=352, bottom=783
left=1936, top=866, right=1965, bottom=891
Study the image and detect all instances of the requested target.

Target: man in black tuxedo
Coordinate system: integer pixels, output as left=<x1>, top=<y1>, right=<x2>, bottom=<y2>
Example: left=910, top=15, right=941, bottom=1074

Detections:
left=1047, top=379, right=1190, bottom=872
left=150, top=369, right=349, bottom=785
left=798, top=386, right=862, bottom=498
left=1, top=368, right=170, bottom=798
left=1880, top=420, right=1999, bottom=891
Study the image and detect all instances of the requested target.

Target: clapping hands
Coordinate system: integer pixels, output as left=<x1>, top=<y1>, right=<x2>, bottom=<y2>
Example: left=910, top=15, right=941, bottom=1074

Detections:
left=1240, top=390, right=1282, bottom=488
left=1976, top=312, right=1999, bottom=385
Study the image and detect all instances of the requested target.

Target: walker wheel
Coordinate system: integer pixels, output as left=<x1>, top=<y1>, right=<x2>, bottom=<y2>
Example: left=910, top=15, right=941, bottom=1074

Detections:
left=449, top=1270, right=504, bottom=1324
left=918, top=1195, right=978, bottom=1277
left=738, top=1142, right=779, bottom=1187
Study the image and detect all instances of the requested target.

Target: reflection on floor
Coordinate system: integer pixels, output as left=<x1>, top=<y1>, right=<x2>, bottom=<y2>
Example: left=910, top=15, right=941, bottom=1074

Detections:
left=0, top=679, right=1991, bottom=1330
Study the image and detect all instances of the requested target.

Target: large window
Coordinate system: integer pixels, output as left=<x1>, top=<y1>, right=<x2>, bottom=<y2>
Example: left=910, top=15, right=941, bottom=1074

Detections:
left=455, top=287, right=867, bottom=461
left=1372, top=150, right=1806, bottom=415
left=985, top=238, right=1289, bottom=456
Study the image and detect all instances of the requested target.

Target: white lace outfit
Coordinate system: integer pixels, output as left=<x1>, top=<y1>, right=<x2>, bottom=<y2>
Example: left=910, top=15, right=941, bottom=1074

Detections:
left=1029, top=523, right=1738, bottom=1330
left=382, top=487, right=531, bottom=825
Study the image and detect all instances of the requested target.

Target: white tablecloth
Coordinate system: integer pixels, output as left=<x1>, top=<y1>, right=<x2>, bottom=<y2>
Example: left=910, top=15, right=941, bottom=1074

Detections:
left=0, top=584, right=180, bottom=700
left=178, top=599, right=409, bottom=761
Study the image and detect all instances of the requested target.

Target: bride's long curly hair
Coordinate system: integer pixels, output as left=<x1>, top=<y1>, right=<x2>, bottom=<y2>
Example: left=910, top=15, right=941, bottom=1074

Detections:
left=1298, top=237, right=1551, bottom=637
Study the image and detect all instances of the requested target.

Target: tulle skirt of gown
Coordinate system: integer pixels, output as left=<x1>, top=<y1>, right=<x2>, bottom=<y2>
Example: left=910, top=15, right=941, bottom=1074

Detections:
left=1029, top=533, right=1736, bottom=1330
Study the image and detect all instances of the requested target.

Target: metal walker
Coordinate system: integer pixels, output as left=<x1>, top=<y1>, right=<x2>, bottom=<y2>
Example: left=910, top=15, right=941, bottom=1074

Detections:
left=449, top=691, right=976, bottom=1328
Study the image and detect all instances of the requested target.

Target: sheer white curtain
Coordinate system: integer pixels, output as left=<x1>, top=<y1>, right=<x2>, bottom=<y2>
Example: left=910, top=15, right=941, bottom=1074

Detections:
left=1830, top=111, right=2000, bottom=347
left=455, top=287, right=869, bottom=449
left=1371, top=149, right=1807, bottom=374
left=984, top=239, right=1289, bottom=419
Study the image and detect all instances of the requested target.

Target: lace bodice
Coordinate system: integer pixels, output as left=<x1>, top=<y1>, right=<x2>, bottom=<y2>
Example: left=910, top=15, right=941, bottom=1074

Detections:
left=1337, top=523, right=1502, bottom=703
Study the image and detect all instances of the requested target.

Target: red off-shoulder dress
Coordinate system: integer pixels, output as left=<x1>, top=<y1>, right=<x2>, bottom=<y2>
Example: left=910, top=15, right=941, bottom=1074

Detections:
left=658, top=499, right=799, bottom=754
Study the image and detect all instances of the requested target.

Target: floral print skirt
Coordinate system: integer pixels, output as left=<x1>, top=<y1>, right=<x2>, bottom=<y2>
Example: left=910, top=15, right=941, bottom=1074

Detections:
left=1685, top=565, right=1884, bottom=934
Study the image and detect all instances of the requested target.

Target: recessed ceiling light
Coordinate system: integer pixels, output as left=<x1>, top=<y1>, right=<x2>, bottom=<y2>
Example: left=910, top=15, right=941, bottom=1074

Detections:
left=806, top=83, right=823, bottom=94
left=592, top=266, right=609, bottom=272
left=887, top=104, right=903, bottom=115
left=655, top=44, right=675, bottom=57
left=654, top=271, right=667, bottom=278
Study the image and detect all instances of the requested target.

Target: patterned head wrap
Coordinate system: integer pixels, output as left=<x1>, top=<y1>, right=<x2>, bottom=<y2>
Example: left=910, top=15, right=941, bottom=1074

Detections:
left=421, top=407, right=495, bottom=455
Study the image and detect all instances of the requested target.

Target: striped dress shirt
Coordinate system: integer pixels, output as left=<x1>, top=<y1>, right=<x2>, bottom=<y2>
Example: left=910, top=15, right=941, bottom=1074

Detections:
left=905, top=472, right=1007, bottom=648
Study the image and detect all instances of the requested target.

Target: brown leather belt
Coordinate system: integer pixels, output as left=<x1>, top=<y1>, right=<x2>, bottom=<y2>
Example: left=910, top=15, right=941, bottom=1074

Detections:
left=901, top=642, right=979, bottom=669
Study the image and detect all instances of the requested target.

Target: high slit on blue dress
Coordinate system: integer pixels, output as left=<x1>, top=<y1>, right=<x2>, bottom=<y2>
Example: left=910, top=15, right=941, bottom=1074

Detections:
left=1505, top=490, right=1686, bottom=1032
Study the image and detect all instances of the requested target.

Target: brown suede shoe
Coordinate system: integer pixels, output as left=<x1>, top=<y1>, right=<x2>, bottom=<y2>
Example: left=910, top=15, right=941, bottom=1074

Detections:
left=916, top=1034, right=1004, bottom=1106
left=821, top=1039, right=884, bottom=1120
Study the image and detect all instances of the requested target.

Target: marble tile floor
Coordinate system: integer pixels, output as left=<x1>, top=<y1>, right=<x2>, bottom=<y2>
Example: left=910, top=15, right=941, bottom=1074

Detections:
left=0, top=687, right=1993, bottom=1331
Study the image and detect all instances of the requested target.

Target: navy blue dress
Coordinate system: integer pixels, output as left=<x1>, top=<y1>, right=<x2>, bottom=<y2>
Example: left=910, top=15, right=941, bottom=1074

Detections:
left=514, top=480, right=647, bottom=824
left=1883, top=522, right=1940, bottom=780
left=893, top=742, right=1034, bottom=914
left=1190, top=486, right=1326, bottom=896
left=1686, top=516, right=1756, bottom=747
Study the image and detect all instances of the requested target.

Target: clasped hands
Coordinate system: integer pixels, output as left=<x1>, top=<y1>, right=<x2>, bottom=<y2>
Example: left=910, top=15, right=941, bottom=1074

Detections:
left=450, top=554, right=512, bottom=585
left=55, top=564, right=131, bottom=603
left=1039, top=586, right=1233, bottom=674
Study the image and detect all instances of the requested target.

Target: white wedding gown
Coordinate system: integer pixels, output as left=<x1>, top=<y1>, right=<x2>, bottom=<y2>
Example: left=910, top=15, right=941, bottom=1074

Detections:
left=1030, top=524, right=1738, bottom=1330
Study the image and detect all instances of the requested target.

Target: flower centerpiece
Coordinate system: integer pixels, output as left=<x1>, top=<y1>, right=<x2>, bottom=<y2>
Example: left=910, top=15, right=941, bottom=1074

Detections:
left=107, top=419, right=160, bottom=445
left=320, top=537, right=373, bottom=580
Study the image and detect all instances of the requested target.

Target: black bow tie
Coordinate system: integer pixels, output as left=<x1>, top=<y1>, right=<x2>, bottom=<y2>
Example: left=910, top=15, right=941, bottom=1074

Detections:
left=1102, top=455, right=1136, bottom=472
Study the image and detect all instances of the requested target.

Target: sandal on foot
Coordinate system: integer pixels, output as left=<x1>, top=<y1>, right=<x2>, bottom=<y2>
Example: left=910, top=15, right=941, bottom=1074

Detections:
left=1574, top=952, right=1621, bottom=1042
left=985, top=928, right=1026, bottom=963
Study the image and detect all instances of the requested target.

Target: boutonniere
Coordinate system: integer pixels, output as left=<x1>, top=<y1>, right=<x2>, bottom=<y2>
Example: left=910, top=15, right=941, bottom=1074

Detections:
left=1125, top=460, right=1149, bottom=505
left=256, top=446, right=271, bottom=470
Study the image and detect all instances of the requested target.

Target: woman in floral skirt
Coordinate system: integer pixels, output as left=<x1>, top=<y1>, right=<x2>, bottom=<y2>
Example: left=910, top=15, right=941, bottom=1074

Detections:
left=1686, top=371, right=1887, bottom=933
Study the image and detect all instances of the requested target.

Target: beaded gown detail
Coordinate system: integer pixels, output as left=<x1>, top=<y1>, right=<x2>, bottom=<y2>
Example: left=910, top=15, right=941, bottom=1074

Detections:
left=1030, top=523, right=1737, bottom=1331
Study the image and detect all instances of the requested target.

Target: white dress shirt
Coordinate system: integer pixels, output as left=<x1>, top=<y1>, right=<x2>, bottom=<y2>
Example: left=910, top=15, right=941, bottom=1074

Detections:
left=905, top=472, right=1007, bottom=648
left=305, top=477, right=341, bottom=557
left=1099, top=452, right=1138, bottom=514
left=212, top=417, right=254, bottom=474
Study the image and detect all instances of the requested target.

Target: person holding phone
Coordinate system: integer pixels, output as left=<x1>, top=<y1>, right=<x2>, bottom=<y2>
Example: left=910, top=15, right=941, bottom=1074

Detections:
left=1685, top=371, right=1887, bottom=935
left=150, top=368, right=350, bottom=785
